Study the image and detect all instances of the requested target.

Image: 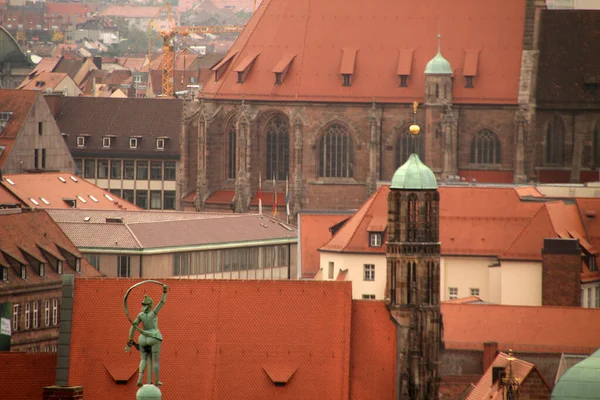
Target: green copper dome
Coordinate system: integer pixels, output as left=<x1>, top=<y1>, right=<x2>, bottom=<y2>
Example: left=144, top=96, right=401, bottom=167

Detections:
left=391, top=153, right=438, bottom=190
left=552, top=348, right=600, bottom=400
left=425, top=35, right=452, bottom=75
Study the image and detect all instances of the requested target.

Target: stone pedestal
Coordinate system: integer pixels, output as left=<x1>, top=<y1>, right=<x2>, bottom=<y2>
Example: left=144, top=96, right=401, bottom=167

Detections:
left=136, top=384, right=162, bottom=400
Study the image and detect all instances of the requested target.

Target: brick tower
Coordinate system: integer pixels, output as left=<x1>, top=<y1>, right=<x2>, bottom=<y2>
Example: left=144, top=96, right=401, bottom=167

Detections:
left=385, top=102, right=443, bottom=399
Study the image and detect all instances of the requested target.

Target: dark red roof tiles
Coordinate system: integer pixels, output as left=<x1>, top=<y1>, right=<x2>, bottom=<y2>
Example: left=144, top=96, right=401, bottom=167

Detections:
left=0, top=352, right=57, bottom=400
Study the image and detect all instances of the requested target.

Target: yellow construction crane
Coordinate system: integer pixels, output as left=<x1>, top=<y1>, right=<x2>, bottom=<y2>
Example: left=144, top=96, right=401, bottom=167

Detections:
left=147, top=2, right=244, bottom=97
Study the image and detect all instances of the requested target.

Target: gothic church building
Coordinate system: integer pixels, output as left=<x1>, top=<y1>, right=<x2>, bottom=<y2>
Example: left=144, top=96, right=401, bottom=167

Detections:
left=180, top=0, right=600, bottom=213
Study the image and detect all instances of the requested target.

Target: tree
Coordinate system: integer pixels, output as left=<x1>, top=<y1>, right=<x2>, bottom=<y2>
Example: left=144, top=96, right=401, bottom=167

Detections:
left=52, top=30, right=64, bottom=43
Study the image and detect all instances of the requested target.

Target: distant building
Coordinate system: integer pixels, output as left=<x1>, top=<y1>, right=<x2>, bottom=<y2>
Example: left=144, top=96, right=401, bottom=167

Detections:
left=46, top=209, right=297, bottom=279
left=0, top=27, right=34, bottom=89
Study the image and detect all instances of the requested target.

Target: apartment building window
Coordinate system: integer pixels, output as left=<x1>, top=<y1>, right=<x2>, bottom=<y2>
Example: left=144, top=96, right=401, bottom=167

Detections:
left=84, top=254, right=100, bottom=270
left=97, top=160, right=109, bottom=179
left=24, top=303, right=30, bottom=329
left=77, top=136, right=85, bottom=147
left=164, top=161, right=176, bottom=181
left=136, top=161, right=148, bottom=180
left=84, top=159, right=96, bottom=178
left=448, top=287, right=458, bottom=300
left=124, top=160, right=135, bottom=179
left=110, top=160, right=122, bottom=179
left=34, top=148, right=39, bottom=169
left=118, top=256, right=131, bottom=277
left=136, top=190, right=148, bottom=209
left=102, top=137, right=111, bottom=148
left=33, top=301, right=39, bottom=328
left=44, top=300, right=50, bottom=326
left=470, top=288, right=480, bottom=297
left=364, top=264, right=375, bottom=281
left=362, top=294, right=376, bottom=300
left=74, top=159, right=82, bottom=176
left=157, top=138, right=165, bottom=150
left=150, top=161, right=162, bottom=180
left=12, top=304, right=19, bottom=331
left=122, top=190, right=134, bottom=204
left=328, top=261, right=334, bottom=279
left=369, top=233, right=382, bottom=247
left=129, top=137, right=138, bottom=149
left=110, top=189, right=122, bottom=198
left=42, top=149, right=46, bottom=169
left=150, top=190, right=162, bottom=209
left=52, top=299, right=58, bottom=326
left=164, top=191, right=176, bottom=210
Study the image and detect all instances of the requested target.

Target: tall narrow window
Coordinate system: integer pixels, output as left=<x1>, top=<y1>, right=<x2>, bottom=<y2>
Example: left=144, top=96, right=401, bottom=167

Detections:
left=34, top=149, right=39, bottom=169
left=593, top=121, right=600, bottom=169
left=319, top=123, right=353, bottom=178
left=406, top=262, right=412, bottom=304
left=407, top=194, right=418, bottom=242
left=52, top=299, right=58, bottom=326
left=33, top=301, right=39, bottom=328
left=546, top=115, right=564, bottom=165
left=265, top=115, right=289, bottom=180
left=24, top=303, right=30, bottom=329
left=227, top=122, right=236, bottom=179
left=471, top=129, right=501, bottom=164
left=396, top=129, right=424, bottom=167
left=118, top=256, right=131, bottom=277
left=44, top=300, right=50, bottom=326
left=12, top=304, right=19, bottom=331
left=41, top=149, right=46, bottom=169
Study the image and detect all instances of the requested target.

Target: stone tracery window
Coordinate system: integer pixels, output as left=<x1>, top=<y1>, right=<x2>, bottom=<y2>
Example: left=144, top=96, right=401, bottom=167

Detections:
left=226, top=121, right=236, bottom=179
left=470, top=129, right=501, bottom=164
left=265, top=115, right=289, bottom=180
left=319, top=123, right=353, bottom=178
left=396, top=128, right=424, bottom=167
left=546, top=115, right=564, bottom=165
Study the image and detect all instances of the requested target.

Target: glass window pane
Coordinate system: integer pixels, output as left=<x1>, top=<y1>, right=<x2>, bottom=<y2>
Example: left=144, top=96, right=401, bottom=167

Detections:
left=124, top=160, right=135, bottom=180
left=110, top=160, right=122, bottom=179
left=136, top=161, right=148, bottom=180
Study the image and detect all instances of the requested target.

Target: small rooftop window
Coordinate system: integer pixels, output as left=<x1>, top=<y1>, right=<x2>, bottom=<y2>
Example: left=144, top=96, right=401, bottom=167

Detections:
left=104, top=194, right=114, bottom=202
left=70, top=176, right=78, bottom=182
left=89, top=195, right=99, bottom=203
left=129, top=138, right=138, bottom=149
left=58, top=176, right=67, bottom=183
left=40, top=197, right=50, bottom=205
left=102, top=137, right=111, bottom=148
left=76, top=196, right=87, bottom=204
left=29, top=198, right=40, bottom=206
left=5, top=178, right=15, bottom=186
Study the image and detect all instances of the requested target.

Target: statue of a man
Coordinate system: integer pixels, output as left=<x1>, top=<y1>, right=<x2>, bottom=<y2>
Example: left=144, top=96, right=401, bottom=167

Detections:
left=125, top=284, right=168, bottom=387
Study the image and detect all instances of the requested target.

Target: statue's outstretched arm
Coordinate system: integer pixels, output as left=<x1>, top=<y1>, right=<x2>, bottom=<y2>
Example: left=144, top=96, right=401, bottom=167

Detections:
left=154, top=284, right=168, bottom=314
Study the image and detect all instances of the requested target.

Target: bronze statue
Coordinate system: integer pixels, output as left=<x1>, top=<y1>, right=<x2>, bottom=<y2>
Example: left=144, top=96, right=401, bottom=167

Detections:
left=124, top=281, right=168, bottom=387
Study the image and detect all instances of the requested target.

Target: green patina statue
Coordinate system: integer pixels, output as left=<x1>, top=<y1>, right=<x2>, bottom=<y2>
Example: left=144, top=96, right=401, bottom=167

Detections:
left=124, top=281, right=168, bottom=387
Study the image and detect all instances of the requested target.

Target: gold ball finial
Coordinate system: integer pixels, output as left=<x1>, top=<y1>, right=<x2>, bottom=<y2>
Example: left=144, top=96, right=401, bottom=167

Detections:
left=409, top=124, right=420, bottom=135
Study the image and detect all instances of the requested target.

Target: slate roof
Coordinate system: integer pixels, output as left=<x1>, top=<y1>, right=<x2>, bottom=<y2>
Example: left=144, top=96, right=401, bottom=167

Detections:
left=47, top=210, right=296, bottom=250
left=0, top=90, right=39, bottom=170
left=537, top=10, right=600, bottom=109
left=0, top=210, right=102, bottom=288
left=49, top=96, right=183, bottom=159
left=0, top=353, right=57, bottom=400
left=203, top=0, right=526, bottom=104
left=442, top=303, right=600, bottom=354
left=466, top=352, right=550, bottom=400
left=1, top=173, right=139, bottom=210
left=67, top=279, right=399, bottom=399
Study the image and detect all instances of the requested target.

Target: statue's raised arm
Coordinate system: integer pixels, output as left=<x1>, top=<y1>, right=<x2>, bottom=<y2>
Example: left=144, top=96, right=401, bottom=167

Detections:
left=153, top=284, right=168, bottom=314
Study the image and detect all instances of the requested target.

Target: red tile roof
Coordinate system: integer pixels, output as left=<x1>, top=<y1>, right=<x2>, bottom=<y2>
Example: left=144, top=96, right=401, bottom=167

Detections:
left=45, top=2, right=95, bottom=19
left=466, top=352, right=550, bottom=400
left=1, top=173, right=139, bottom=210
left=299, top=212, right=352, bottom=278
left=99, top=6, right=163, bottom=19
left=0, top=352, right=57, bottom=400
left=17, top=71, right=70, bottom=91
left=68, top=279, right=361, bottom=399
left=203, top=0, right=526, bottom=104
left=0, top=90, right=39, bottom=170
left=442, top=303, right=600, bottom=354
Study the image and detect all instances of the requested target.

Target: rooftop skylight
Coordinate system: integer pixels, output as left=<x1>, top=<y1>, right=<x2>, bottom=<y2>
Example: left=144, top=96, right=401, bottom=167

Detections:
left=58, top=176, right=67, bottom=183
left=30, top=198, right=39, bottom=205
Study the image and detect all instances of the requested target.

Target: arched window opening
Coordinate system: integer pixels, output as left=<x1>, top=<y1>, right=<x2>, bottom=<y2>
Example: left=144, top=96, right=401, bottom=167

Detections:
left=406, top=261, right=412, bottom=304
left=227, top=122, right=236, bottom=179
left=424, top=194, right=432, bottom=241
left=546, top=115, right=564, bottom=165
left=319, top=123, right=353, bottom=178
left=396, top=129, right=425, bottom=167
left=470, top=129, right=501, bottom=164
left=407, top=194, right=418, bottom=242
left=265, top=115, right=289, bottom=180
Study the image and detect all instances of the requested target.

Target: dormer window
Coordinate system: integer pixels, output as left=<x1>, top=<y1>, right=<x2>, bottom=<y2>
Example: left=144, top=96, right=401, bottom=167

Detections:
left=57, top=260, right=63, bottom=274
left=75, top=258, right=81, bottom=273
left=275, top=72, right=282, bottom=85
left=20, top=265, right=26, bottom=279
left=39, top=263, right=45, bottom=277
left=369, top=233, right=382, bottom=247
left=157, top=138, right=165, bottom=150
left=233, top=52, right=259, bottom=84
left=342, top=74, right=351, bottom=87
left=399, top=75, right=408, bottom=87
left=77, top=136, right=86, bottom=148
left=129, top=138, right=138, bottom=149
left=465, top=76, right=474, bottom=88
left=102, top=137, right=111, bottom=148
left=1, top=267, right=7, bottom=281
left=272, top=53, right=295, bottom=86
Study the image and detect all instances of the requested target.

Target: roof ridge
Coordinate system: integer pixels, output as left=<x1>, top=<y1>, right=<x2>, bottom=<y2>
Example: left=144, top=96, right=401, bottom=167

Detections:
left=501, top=205, right=549, bottom=259
left=124, top=222, right=143, bottom=249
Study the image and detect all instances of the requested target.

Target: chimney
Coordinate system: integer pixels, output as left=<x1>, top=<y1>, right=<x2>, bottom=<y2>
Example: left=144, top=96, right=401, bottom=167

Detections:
left=483, top=341, right=498, bottom=372
left=93, top=56, right=102, bottom=70
left=542, top=238, right=581, bottom=306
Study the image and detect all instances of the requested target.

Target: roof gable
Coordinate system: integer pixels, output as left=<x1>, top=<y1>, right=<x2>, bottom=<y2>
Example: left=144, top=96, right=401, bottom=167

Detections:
left=0, top=90, right=39, bottom=170
left=69, top=279, right=353, bottom=399
left=204, top=0, right=526, bottom=104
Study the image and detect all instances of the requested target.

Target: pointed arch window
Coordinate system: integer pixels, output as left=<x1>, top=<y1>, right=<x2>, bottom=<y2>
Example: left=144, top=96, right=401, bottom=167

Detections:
left=265, top=115, right=289, bottom=180
left=319, top=123, right=353, bottom=178
left=546, top=115, right=564, bottom=165
left=396, top=129, right=424, bottom=167
left=470, top=129, right=501, bottom=164
left=227, top=121, right=236, bottom=179
left=407, top=194, right=418, bottom=242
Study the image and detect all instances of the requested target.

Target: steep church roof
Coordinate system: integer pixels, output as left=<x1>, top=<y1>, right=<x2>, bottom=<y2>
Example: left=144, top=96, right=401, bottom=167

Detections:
left=203, top=0, right=526, bottom=104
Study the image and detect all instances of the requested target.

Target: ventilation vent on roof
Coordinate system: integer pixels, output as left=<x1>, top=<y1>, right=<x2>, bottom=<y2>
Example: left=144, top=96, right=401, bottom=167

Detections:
left=5, top=178, right=15, bottom=186
left=76, top=196, right=87, bottom=203
left=40, top=197, right=50, bottom=205
left=89, top=195, right=99, bottom=203
left=70, top=176, right=78, bottom=182
left=58, top=176, right=67, bottom=183
left=106, top=217, right=123, bottom=224
left=63, top=198, right=76, bottom=208
left=104, top=194, right=114, bottom=202
left=29, top=198, right=40, bottom=206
